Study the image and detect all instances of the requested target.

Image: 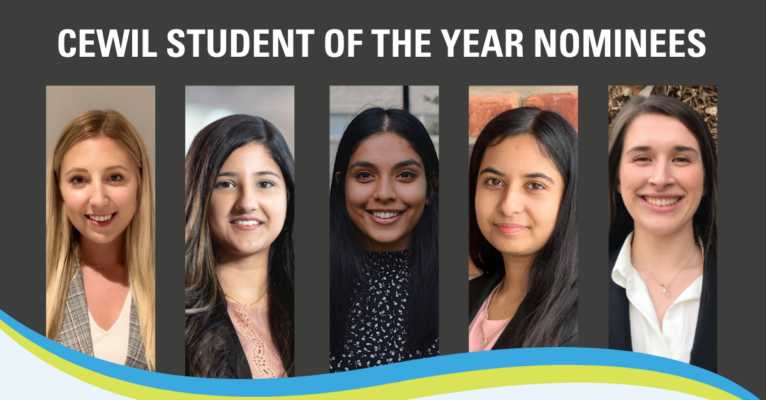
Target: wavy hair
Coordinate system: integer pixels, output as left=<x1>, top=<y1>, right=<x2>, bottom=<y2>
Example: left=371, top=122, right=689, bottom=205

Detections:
left=46, top=110, right=155, bottom=369
left=469, top=107, right=578, bottom=348
left=330, top=107, right=439, bottom=356
left=185, top=114, right=294, bottom=378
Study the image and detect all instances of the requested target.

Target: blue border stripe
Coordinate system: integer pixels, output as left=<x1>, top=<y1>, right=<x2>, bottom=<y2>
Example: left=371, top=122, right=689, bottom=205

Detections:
left=1, top=310, right=756, bottom=398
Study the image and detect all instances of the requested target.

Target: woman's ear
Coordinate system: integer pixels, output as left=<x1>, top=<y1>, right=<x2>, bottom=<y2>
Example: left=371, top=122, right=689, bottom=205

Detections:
left=335, top=171, right=341, bottom=185
left=616, top=180, right=621, bottom=194
left=426, top=173, right=439, bottom=205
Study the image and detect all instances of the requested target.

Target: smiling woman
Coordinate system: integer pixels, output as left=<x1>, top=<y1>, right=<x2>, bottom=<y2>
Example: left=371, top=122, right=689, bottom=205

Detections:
left=330, top=108, right=439, bottom=372
left=185, top=114, right=294, bottom=379
left=46, top=110, right=155, bottom=370
left=608, top=94, right=718, bottom=372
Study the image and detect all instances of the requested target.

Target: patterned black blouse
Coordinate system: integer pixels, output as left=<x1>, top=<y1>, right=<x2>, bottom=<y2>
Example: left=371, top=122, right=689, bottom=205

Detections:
left=330, top=250, right=439, bottom=372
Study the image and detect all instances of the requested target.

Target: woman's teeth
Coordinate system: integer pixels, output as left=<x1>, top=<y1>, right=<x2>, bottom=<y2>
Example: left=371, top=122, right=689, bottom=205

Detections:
left=88, top=214, right=113, bottom=222
left=371, top=211, right=402, bottom=219
left=645, top=197, right=680, bottom=206
left=233, top=220, right=262, bottom=226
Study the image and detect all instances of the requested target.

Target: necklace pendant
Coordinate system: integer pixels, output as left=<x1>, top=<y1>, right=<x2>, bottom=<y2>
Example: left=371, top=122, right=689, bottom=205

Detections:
left=663, top=285, right=671, bottom=298
left=482, top=336, right=488, bottom=346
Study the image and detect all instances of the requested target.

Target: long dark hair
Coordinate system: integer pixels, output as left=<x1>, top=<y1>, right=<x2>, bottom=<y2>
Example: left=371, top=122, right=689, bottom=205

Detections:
left=469, top=107, right=578, bottom=348
left=330, top=107, right=439, bottom=355
left=608, top=94, right=717, bottom=299
left=185, top=114, right=294, bottom=377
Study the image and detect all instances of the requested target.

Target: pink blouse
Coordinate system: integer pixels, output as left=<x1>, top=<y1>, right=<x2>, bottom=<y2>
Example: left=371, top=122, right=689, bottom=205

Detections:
left=469, top=286, right=511, bottom=352
left=226, top=299, right=286, bottom=379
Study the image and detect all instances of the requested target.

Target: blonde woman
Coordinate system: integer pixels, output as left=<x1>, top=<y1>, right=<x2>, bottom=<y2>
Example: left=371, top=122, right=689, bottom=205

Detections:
left=46, top=110, right=155, bottom=370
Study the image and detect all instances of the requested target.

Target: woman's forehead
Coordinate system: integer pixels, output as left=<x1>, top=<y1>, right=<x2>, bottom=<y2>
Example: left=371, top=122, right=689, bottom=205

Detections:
left=349, top=132, right=422, bottom=167
left=623, top=114, right=700, bottom=151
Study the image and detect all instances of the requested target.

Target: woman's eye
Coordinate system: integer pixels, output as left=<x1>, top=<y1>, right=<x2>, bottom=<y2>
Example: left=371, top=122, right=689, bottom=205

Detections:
left=633, top=156, right=651, bottom=162
left=256, top=181, right=275, bottom=189
left=69, top=175, right=86, bottom=185
left=398, top=171, right=416, bottom=179
left=215, top=181, right=235, bottom=189
left=355, top=171, right=373, bottom=180
left=485, top=178, right=503, bottom=186
left=673, top=156, right=691, bottom=163
left=108, top=174, right=124, bottom=182
left=526, top=182, right=545, bottom=190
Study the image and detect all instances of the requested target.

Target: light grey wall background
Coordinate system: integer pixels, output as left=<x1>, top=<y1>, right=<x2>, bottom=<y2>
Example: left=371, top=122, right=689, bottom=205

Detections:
left=46, top=86, right=156, bottom=172
left=185, top=86, right=294, bottom=156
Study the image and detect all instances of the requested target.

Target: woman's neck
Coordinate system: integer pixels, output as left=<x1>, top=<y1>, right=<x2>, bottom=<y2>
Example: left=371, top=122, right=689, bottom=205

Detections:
left=500, top=253, right=533, bottom=295
left=217, top=249, right=270, bottom=304
left=631, top=224, right=697, bottom=274
left=79, top=234, right=125, bottom=269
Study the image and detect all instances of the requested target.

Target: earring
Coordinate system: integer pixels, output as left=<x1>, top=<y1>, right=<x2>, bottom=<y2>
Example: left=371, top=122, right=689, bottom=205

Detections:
left=426, top=199, right=431, bottom=206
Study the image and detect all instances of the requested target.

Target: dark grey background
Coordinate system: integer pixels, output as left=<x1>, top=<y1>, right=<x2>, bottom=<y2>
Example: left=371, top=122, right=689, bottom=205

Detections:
left=2, top=1, right=762, bottom=398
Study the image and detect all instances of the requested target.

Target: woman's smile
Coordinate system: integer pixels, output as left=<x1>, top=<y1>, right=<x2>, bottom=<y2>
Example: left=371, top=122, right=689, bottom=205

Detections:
left=85, top=212, right=118, bottom=227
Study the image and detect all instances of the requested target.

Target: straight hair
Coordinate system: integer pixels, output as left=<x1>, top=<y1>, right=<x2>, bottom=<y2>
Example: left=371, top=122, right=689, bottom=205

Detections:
left=469, top=107, right=578, bottom=348
left=330, top=107, right=439, bottom=355
left=46, top=110, right=155, bottom=369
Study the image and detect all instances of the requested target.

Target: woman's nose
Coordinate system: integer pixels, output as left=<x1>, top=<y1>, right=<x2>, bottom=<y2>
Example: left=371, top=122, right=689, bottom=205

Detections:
left=373, top=178, right=397, bottom=202
left=498, top=187, right=524, bottom=215
left=88, top=181, right=110, bottom=208
left=648, top=161, right=675, bottom=188
left=235, top=186, right=259, bottom=212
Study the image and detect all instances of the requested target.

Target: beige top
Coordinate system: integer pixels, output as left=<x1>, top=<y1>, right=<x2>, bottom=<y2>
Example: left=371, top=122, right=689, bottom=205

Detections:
left=89, top=291, right=132, bottom=365
left=225, top=299, right=286, bottom=379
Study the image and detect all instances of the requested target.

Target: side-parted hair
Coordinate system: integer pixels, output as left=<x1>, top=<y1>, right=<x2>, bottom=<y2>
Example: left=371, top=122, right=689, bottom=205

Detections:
left=608, top=94, right=717, bottom=296
left=469, top=107, right=578, bottom=348
left=330, top=108, right=439, bottom=355
left=185, top=114, right=294, bottom=378
left=46, top=110, right=155, bottom=369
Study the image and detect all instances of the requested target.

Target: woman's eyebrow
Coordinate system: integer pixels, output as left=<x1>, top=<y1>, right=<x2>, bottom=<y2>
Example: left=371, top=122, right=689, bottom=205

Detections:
left=392, top=159, right=422, bottom=170
left=625, top=145, right=699, bottom=155
left=674, top=145, right=699, bottom=155
left=217, top=171, right=282, bottom=180
left=64, top=165, right=128, bottom=175
left=349, top=161, right=376, bottom=169
left=524, top=172, right=554, bottom=184
left=479, top=167, right=504, bottom=177
left=625, top=145, right=651, bottom=153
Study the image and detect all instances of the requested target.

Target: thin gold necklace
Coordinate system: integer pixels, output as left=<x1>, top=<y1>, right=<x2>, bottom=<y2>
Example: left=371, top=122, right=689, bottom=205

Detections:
left=225, top=289, right=267, bottom=307
left=481, top=280, right=512, bottom=347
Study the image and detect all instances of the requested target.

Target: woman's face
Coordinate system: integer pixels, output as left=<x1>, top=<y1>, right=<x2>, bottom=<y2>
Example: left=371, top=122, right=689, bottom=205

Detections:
left=342, top=132, right=428, bottom=252
left=59, top=136, right=139, bottom=246
left=475, top=134, right=564, bottom=258
left=618, top=114, right=705, bottom=236
left=208, top=142, right=287, bottom=259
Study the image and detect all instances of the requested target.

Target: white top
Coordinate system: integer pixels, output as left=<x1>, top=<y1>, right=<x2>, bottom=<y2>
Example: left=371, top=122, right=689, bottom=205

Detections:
left=611, top=232, right=703, bottom=363
left=88, top=291, right=132, bottom=365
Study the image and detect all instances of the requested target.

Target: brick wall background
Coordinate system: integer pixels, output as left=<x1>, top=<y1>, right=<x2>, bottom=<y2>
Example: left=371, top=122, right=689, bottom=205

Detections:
left=468, top=86, right=578, bottom=279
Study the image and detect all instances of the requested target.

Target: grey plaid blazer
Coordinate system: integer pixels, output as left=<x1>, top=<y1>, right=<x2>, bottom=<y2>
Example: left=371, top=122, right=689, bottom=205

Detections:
left=56, top=268, right=148, bottom=370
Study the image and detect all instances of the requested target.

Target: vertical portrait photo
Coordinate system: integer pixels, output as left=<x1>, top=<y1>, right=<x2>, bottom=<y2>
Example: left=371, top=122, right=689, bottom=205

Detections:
left=467, top=86, right=578, bottom=351
left=607, top=86, right=718, bottom=372
left=329, top=86, right=440, bottom=372
left=46, top=86, right=156, bottom=370
left=184, top=86, right=295, bottom=378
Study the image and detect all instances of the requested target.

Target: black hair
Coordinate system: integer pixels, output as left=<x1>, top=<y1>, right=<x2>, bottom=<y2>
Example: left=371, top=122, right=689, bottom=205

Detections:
left=469, top=107, right=578, bottom=348
left=329, top=107, right=439, bottom=356
left=185, top=114, right=294, bottom=377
